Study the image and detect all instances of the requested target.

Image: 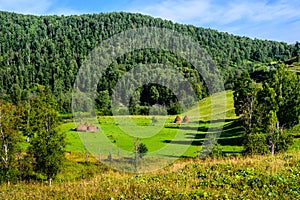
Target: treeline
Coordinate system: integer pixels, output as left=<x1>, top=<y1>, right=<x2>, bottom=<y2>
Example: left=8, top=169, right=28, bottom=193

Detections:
left=0, top=11, right=299, bottom=114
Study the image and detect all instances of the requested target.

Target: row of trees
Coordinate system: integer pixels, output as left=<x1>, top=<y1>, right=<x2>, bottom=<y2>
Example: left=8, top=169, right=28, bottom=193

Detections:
left=234, top=65, right=300, bottom=155
left=0, top=90, right=65, bottom=185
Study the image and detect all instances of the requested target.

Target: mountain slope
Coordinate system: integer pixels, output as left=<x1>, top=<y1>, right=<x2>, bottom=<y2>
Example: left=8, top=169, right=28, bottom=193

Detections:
left=0, top=11, right=297, bottom=112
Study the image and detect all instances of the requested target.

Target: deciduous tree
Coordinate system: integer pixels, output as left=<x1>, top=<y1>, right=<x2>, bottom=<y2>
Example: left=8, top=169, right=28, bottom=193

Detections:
left=27, top=94, right=66, bottom=186
left=0, top=101, right=23, bottom=183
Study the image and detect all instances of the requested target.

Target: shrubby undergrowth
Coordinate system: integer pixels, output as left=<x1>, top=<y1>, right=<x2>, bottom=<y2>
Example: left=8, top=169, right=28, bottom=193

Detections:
left=1, top=151, right=300, bottom=199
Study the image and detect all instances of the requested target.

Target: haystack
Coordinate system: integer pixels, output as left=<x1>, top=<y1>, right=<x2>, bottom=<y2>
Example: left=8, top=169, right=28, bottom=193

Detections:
left=174, top=116, right=182, bottom=123
left=87, top=124, right=98, bottom=132
left=182, top=115, right=190, bottom=123
left=76, top=123, right=88, bottom=132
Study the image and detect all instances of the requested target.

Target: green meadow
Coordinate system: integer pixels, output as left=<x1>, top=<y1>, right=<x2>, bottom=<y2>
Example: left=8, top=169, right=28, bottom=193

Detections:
left=60, top=90, right=300, bottom=164
left=62, top=91, right=241, bottom=160
left=61, top=90, right=300, bottom=161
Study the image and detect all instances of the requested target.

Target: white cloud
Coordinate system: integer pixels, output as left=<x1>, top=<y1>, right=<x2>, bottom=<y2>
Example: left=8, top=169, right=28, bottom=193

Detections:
left=224, top=0, right=300, bottom=23
left=45, top=8, right=84, bottom=16
left=129, top=0, right=300, bottom=26
left=0, top=0, right=51, bottom=15
left=126, top=0, right=300, bottom=42
left=139, top=0, right=211, bottom=23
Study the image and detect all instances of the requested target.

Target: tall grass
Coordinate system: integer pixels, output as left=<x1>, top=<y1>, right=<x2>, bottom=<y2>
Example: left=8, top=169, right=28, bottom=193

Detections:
left=2, top=151, right=300, bottom=199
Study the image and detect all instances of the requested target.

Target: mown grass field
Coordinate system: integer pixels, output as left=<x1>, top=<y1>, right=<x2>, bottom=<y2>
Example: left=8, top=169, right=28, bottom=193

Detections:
left=62, top=91, right=243, bottom=160
left=60, top=90, right=300, bottom=172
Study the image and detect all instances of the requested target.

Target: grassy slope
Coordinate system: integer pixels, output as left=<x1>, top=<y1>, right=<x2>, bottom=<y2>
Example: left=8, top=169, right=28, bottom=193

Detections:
left=62, top=91, right=243, bottom=158
left=61, top=89, right=300, bottom=158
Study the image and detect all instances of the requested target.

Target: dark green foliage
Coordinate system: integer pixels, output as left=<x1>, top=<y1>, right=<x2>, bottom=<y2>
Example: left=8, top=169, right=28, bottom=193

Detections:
left=268, top=65, right=300, bottom=129
left=137, top=143, right=148, bottom=158
left=234, top=65, right=299, bottom=155
left=0, top=11, right=295, bottom=113
left=243, top=133, right=269, bottom=155
left=233, top=71, right=255, bottom=117
left=268, top=130, right=293, bottom=153
left=252, top=65, right=300, bottom=131
left=200, top=134, right=221, bottom=159
left=26, top=94, right=66, bottom=185
left=295, top=42, right=300, bottom=63
left=18, top=154, right=35, bottom=181
left=95, top=90, right=111, bottom=115
left=0, top=101, right=23, bottom=183
left=167, top=102, right=181, bottom=115
left=209, top=143, right=223, bottom=159
left=129, top=105, right=150, bottom=115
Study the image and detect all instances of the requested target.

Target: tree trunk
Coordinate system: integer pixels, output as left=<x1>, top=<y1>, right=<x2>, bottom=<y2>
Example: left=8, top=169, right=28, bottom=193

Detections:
left=98, top=144, right=101, bottom=162
left=134, top=138, right=138, bottom=172
left=271, top=143, right=275, bottom=156
left=49, top=177, right=52, bottom=186
left=248, top=96, right=254, bottom=130
left=0, top=126, right=9, bottom=169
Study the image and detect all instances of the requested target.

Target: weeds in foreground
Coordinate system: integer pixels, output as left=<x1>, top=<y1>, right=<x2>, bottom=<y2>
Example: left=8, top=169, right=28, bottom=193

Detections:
left=1, top=151, right=300, bottom=199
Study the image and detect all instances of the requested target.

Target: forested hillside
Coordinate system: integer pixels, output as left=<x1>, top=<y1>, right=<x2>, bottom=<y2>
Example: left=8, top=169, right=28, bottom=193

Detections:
left=0, top=11, right=298, bottom=114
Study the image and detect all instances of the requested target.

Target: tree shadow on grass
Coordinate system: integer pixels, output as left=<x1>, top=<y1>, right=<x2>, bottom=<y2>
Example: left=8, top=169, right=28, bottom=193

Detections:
left=218, top=136, right=244, bottom=146
left=163, top=136, right=243, bottom=147
left=185, top=133, right=206, bottom=139
left=165, top=118, right=243, bottom=132
left=163, top=139, right=203, bottom=146
left=159, top=154, right=191, bottom=159
left=220, top=126, right=244, bottom=137
left=189, top=118, right=237, bottom=124
left=163, top=118, right=244, bottom=147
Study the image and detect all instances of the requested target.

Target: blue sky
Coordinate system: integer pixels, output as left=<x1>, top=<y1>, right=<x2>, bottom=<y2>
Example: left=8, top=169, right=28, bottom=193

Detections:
left=0, top=0, right=299, bottom=44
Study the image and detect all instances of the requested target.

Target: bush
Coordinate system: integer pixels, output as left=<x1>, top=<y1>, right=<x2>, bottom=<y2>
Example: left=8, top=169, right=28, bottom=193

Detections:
left=114, top=107, right=129, bottom=115
left=244, top=131, right=294, bottom=155
left=167, top=102, right=181, bottom=115
left=0, top=166, right=19, bottom=184
left=243, top=133, right=269, bottom=155
left=151, top=116, right=158, bottom=124
left=129, top=106, right=149, bottom=115
left=210, top=144, right=223, bottom=158
left=270, top=130, right=293, bottom=153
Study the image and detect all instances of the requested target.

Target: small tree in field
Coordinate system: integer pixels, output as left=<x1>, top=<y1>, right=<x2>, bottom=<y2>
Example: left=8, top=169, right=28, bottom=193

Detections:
left=27, top=94, right=65, bottom=186
left=133, top=138, right=148, bottom=172
left=137, top=142, right=148, bottom=158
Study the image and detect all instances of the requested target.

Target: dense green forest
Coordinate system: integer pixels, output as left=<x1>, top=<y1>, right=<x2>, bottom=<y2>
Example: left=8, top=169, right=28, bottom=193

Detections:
left=0, top=11, right=299, bottom=114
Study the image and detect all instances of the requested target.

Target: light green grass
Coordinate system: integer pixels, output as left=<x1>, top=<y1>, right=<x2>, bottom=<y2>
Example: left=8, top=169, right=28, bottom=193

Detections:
left=62, top=90, right=243, bottom=161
